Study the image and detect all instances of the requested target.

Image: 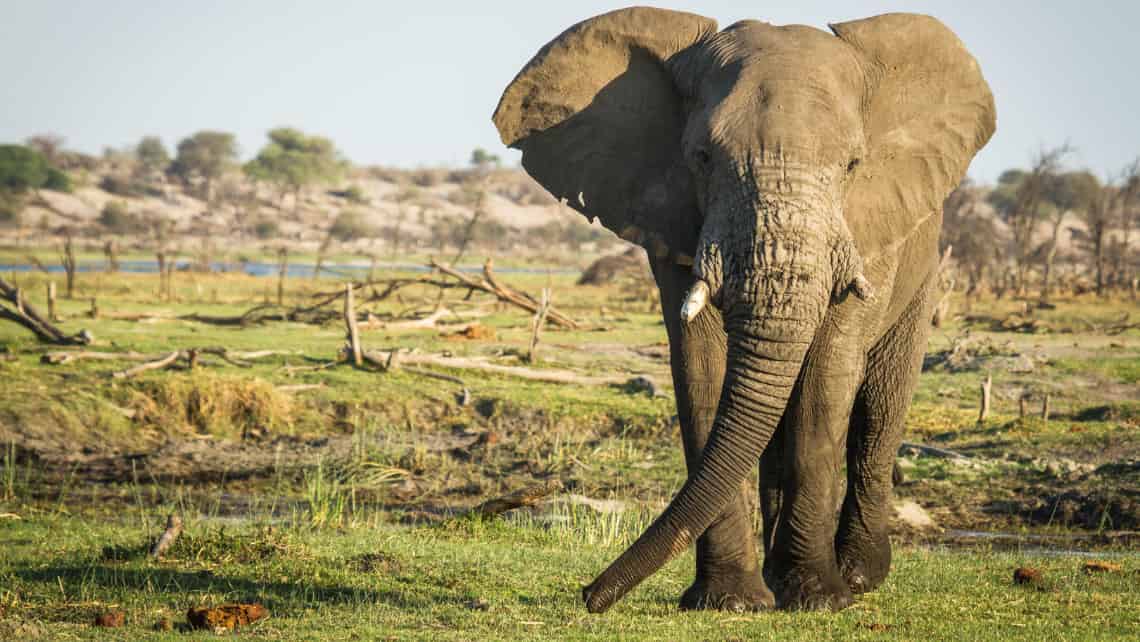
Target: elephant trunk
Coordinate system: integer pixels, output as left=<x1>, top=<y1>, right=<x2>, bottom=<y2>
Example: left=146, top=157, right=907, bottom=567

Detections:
left=583, top=280, right=822, bottom=614
left=582, top=177, right=872, bottom=614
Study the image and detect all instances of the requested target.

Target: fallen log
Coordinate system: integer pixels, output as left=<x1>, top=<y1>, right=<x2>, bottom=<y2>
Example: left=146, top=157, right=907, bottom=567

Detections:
left=179, top=303, right=340, bottom=327
left=898, top=441, right=973, bottom=460
left=0, top=277, right=93, bottom=345
left=112, top=351, right=180, bottom=379
left=363, top=348, right=632, bottom=386
left=42, top=348, right=287, bottom=366
left=467, top=479, right=564, bottom=518
left=42, top=350, right=154, bottom=365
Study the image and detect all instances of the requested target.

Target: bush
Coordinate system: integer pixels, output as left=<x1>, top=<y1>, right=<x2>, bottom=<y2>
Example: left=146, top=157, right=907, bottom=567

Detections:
left=343, top=184, right=368, bottom=204
left=327, top=210, right=377, bottom=242
left=44, top=167, right=72, bottom=192
left=99, top=174, right=144, bottom=197
left=98, top=200, right=146, bottom=234
left=253, top=220, right=280, bottom=239
left=328, top=184, right=369, bottom=205
left=408, top=168, right=449, bottom=187
left=0, top=201, right=21, bottom=227
left=0, top=145, right=49, bottom=193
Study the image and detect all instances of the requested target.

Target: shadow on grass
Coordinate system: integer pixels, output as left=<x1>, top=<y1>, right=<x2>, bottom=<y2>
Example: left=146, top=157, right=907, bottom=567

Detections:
left=9, top=562, right=469, bottom=622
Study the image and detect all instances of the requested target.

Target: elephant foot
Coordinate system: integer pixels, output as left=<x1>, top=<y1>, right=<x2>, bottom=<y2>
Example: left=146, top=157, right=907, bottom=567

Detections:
left=680, top=574, right=774, bottom=612
left=837, top=533, right=892, bottom=595
left=769, top=567, right=854, bottom=611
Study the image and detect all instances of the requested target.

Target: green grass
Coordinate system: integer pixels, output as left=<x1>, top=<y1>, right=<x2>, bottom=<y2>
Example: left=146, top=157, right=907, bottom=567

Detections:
left=1, top=512, right=1136, bottom=640
left=2, top=266, right=1139, bottom=639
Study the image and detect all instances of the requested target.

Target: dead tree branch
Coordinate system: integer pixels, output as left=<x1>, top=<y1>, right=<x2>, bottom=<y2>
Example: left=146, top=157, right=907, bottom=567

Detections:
left=466, top=479, right=564, bottom=518
left=363, top=348, right=630, bottom=386
left=150, top=513, right=183, bottom=559
left=430, top=259, right=577, bottom=329
left=0, top=277, right=92, bottom=345
left=344, top=283, right=362, bottom=367
left=112, top=351, right=180, bottom=379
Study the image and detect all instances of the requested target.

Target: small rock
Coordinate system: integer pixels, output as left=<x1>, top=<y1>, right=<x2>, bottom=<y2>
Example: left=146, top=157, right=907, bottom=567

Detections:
left=1013, top=567, right=1044, bottom=586
left=472, top=431, right=501, bottom=448
left=622, top=375, right=660, bottom=397
left=895, top=457, right=916, bottom=471
left=94, top=611, right=125, bottom=627
left=465, top=597, right=490, bottom=611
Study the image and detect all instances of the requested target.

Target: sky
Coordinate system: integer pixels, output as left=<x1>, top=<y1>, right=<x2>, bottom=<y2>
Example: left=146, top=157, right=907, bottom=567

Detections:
left=2, top=1, right=1137, bottom=183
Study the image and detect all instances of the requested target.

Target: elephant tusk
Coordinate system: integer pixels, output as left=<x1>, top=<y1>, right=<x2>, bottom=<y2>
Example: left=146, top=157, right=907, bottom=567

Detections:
left=851, top=274, right=875, bottom=301
left=680, top=281, right=709, bottom=323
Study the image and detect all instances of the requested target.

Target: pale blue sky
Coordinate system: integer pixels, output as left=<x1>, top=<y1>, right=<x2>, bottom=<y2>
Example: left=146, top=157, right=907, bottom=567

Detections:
left=2, top=1, right=1137, bottom=182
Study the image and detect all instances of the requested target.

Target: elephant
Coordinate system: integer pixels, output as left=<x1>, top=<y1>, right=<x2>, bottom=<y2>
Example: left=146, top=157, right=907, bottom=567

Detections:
left=492, top=7, right=995, bottom=613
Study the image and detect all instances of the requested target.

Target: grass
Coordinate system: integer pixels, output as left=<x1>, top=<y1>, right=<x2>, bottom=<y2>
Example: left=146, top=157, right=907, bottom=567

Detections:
left=1, top=511, right=1136, bottom=640
left=1, top=264, right=1138, bottom=639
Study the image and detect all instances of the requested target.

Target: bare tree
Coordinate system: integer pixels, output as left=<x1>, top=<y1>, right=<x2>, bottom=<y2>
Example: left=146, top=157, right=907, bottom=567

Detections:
left=1109, top=161, right=1140, bottom=294
left=24, top=134, right=65, bottom=166
left=59, top=233, right=77, bottom=299
left=1040, top=171, right=1099, bottom=301
left=987, top=145, right=1072, bottom=296
left=1068, top=161, right=1140, bottom=296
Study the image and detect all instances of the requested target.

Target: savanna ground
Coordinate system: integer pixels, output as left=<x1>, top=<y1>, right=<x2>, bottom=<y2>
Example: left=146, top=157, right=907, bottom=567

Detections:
left=0, top=256, right=1137, bottom=640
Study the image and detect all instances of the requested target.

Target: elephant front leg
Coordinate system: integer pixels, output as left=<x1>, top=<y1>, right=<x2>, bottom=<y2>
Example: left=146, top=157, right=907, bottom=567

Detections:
left=837, top=278, right=934, bottom=595
left=652, top=259, right=773, bottom=612
left=763, top=321, right=866, bottom=611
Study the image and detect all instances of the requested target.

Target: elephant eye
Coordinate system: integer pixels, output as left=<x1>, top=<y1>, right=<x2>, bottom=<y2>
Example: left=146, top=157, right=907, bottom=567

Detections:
left=846, top=157, right=861, bottom=174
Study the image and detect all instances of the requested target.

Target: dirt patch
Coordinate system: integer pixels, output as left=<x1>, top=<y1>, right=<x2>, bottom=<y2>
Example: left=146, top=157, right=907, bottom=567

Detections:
left=349, top=551, right=403, bottom=574
left=445, top=323, right=496, bottom=341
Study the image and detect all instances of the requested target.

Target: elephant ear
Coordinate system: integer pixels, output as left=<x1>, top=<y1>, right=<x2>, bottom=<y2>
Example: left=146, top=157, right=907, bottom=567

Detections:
left=830, top=13, right=996, bottom=260
left=493, top=7, right=717, bottom=260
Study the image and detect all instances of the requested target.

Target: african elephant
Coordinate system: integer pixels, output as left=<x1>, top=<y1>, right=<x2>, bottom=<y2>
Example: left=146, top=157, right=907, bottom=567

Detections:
left=492, top=8, right=994, bottom=613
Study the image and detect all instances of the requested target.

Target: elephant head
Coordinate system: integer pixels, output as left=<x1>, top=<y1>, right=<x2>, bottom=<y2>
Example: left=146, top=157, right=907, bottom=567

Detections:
left=493, top=7, right=994, bottom=613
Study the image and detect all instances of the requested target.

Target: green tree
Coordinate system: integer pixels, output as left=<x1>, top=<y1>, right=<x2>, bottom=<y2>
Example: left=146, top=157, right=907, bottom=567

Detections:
left=0, top=145, right=50, bottom=193
left=135, top=136, right=171, bottom=176
left=0, top=144, right=71, bottom=224
left=470, top=147, right=500, bottom=168
left=244, top=128, right=344, bottom=213
left=169, top=130, right=238, bottom=200
left=98, top=200, right=145, bottom=234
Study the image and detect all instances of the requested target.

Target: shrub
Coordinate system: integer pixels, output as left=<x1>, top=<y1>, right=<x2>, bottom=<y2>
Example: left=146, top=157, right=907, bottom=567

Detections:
left=44, top=167, right=72, bottom=192
left=328, top=184, right=369, bottom=205
left=0, top=144, right=49, bottom=193
left=0, top=201, right=21, bottom=227
left=328, top=210, right=377, bottom=242
left=408, top=168, right=448, bottom=187
left=343, top=184, right=368, bottom=204
left=98, top=200, right=145, bottom=234
left=99, top=174, right=144, bottom=197
left=253, top=220, right=280, bottom=239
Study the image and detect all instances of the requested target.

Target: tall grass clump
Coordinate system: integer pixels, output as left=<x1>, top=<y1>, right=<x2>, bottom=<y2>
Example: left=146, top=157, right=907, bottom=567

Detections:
left=129, top=372, right=295, bottom=438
